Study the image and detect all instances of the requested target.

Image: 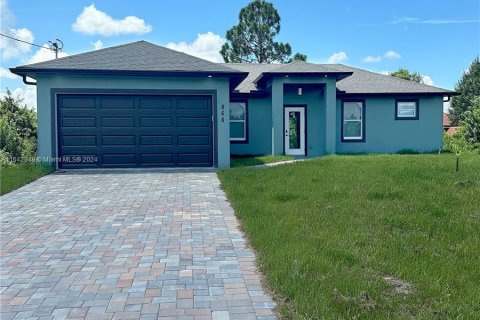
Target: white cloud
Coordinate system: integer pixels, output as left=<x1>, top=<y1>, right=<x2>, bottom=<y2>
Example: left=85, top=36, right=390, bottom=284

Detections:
left=0, top=86, right=37, bottom=110
left=363, top=50, right=401, bottom=63
left=443, top=100, right=451, bottom=113
left=421, top=75, right=434, bottom=86
left=326, top=51, right=348, bottom=64
left=0, top=28, right=35, bottom=61
left=363, top=55, right=382, bottom=63
left=166, top=32, right=225, bottom=63
left=27, top=45, right=68, bottom=64
left=392, top=17, right=480, bottom=25
left=72, top=4, right=152, bottom=36
left=0, top=0, right=36, bottom=61
left=378, top=69, right=435, bottom=86
left=384, top=50, right=401, bottom=60
left=0, top=0, right=14, bottom=31
left=0, top=67, right=16, bottom=79
left=92, top=40, right=103, bottom=50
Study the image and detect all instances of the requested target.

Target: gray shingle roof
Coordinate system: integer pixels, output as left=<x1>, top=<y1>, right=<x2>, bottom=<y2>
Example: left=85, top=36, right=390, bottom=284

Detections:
left=11, top=41, right=241, bottom=74
left=331, top=64, right=454, bottom=95
left=222, top=63, right=280, bottom=92
left=10, top=40, right=455, bottom=96
left=226, top=62, right=455, bottom=95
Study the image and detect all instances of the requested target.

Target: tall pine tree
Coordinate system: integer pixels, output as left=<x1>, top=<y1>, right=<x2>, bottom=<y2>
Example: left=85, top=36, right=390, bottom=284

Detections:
left=220, top=0, right=305, bottom=63
left=449, top=56, right=480, bottom=125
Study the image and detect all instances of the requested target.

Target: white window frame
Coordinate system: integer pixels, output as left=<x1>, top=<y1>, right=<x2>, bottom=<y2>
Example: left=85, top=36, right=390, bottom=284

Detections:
left=229, top=102, right=247, bottom=142
left=396, top=100, right=418, bottom=119
left=342, top=101, right=364, bottom=141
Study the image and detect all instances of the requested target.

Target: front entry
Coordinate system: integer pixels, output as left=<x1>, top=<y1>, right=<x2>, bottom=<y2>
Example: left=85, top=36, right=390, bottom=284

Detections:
left=284, top=106, right=305, bottom=156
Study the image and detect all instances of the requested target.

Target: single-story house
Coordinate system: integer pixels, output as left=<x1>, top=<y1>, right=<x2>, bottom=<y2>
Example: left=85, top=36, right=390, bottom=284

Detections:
left=10, top=41, right=457, bottom=169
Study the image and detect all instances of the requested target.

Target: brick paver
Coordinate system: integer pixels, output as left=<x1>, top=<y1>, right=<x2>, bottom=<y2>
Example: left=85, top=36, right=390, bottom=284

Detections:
left=0, top=169, right=276, bottom=319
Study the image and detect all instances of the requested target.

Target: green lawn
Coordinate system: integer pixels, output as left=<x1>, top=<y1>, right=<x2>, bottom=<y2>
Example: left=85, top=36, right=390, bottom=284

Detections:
left=218, top=154, right=480, bottom=319
left=1, top=163, right=52, bottom=195
left=231, top=155, right=294, bottom=168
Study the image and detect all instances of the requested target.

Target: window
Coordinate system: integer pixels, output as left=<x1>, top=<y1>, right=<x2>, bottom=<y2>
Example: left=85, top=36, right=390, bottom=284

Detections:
left=396, top=99, right=419, bottom=120
left=230, top=102, right=247, bottom=142
left=342, top=100, right=364, bottom=141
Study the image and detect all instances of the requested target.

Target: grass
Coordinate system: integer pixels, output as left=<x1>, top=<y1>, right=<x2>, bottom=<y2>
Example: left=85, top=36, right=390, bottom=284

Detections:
left=1, top=163, right=52, bottom=195
left=218, top=153, right=480, bottom=319
left=231, top=155, right=294, bottom=168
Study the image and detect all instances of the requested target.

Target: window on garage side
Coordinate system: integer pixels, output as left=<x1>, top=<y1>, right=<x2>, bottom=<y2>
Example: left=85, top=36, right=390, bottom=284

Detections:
left=396, top=99, right=419, bottom=120
left=230, top=102, right=247, bottom=142
left=342, top=100, right=365, bottom=142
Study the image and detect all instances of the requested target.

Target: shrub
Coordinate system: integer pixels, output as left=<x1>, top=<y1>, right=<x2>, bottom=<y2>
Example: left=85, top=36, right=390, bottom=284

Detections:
left=0, top=90, right=37, bottom=163
left=462, top=97, right=480, bottom=149
left=443, top=128, right=473, bottom=153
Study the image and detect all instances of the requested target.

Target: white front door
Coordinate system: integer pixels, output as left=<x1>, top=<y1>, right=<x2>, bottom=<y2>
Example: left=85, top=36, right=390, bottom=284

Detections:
left=284, top=106, right=305, bottom=156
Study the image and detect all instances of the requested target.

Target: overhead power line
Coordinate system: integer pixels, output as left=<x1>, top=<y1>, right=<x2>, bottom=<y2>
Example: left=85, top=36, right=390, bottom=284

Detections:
left=0, top=32, right=55, bottom=51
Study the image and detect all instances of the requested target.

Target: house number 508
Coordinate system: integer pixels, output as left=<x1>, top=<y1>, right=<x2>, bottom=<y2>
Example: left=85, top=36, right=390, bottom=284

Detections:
left=221, top=104, right=225, bottom=122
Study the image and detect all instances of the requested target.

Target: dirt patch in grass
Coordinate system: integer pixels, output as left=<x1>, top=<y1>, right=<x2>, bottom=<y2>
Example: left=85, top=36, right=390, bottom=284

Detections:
left=383, top=276, right=414, bottom=295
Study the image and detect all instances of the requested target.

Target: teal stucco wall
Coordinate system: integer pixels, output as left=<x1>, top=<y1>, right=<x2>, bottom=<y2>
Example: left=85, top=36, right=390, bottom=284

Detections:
left=270, top=77, right=336, bottom=155
left=230, top=82, right=330, bottom=157
left=230, top=97, right=272, bottom=155
left=35, top=74, right=231, bottom=168
left=283, top=86, right=326, bottom=156
left=335, top=96, right=444, bottom=153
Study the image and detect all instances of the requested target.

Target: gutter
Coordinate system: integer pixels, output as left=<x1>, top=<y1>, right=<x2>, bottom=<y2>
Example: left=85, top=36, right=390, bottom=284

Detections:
left=22, top=75, right=37, bottom=86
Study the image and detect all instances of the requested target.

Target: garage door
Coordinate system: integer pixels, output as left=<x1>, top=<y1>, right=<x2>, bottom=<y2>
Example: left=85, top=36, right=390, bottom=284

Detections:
left=57, top=94, right=213, bottom=168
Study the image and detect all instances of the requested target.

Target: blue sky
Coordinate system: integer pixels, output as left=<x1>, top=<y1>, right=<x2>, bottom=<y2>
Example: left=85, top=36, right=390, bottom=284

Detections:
left=1, top=0, right=479, bottom=108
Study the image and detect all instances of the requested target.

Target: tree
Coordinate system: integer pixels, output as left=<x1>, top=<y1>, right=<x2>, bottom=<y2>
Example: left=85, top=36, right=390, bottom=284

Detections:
left=220, top=0, right=304, bottom=63
left=0, top=90, right=37, bottom=163
left=389, top=68, right=423, bottom=83
left=461, top=96, right=480, bottom=148
left=449, top=56, right=480, bottom=125
left=288, top=53, right=307, bottom=63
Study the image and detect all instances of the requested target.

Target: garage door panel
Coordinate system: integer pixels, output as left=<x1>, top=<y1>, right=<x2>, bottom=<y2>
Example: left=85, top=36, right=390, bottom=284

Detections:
left=139, top=97, right=174, bottom=109
left=100, top=97, right=135, bottom=109
left=177, top=153, right=211, bottom=166
left=58, top=94, right=213, bottom=168
left=177, top=117, right=210, bottom=128
left=62, top=135, right=97, bottom=147
left=177, top=97, right=209, bottom=109
left=140, top=153, right=174, bottom=165
left=102, top=153, right=136, bottom=166
left=177, top=135, right=210, bottom=145
left=140, top=117, right=173, bottom=128
left=140, top=135, right=173, bottom=145
left=62, top=117, right=96, bottom=127
left=60, top=97, right=96, bottom=109
left=101, top=117, right=135, bottom=127
left=102, top=135, right=136, bottom=146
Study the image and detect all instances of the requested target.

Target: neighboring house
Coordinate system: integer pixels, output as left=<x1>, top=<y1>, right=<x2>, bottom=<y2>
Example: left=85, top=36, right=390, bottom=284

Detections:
left=10, top=41, right=457, bottom=169
left=443, top=113, right=459, bottom=135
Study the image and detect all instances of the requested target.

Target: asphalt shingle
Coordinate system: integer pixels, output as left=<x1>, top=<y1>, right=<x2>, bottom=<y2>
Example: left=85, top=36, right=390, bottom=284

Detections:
left=11, top=40, right=455, bottom=96
left=226, top=62, right=455, bottom=95
left=12, top=41, right=241, bottom=74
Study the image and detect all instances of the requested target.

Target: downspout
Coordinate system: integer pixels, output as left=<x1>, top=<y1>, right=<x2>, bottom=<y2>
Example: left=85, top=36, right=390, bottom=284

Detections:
left=22, top=75, right=37, bottom=86
left=443, top=95, right=451, bottom=102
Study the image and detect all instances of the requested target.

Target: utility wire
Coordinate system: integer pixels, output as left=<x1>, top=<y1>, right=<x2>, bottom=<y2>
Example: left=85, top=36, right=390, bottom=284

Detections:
left=0, top=32, right=55, bottom=51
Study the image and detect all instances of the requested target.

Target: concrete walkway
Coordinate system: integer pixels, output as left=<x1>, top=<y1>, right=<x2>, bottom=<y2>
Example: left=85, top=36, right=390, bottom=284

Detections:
left=0, top=170, right=275, bottom=320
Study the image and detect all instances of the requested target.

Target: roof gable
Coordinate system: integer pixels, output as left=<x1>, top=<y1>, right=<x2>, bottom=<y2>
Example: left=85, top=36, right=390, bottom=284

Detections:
left=226, top=62, right=456, bottom=95
left=11, top=41, right=240, bottom=74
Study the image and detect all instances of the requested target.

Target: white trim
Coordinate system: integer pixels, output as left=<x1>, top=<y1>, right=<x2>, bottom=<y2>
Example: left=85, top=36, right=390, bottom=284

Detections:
left=284, top=107, right=305, bottom=156
left=342, top=102, right=363, bottom=140
left=397, top=101, right=417, bottom=118
left=229, top=102, right=247, bottom=141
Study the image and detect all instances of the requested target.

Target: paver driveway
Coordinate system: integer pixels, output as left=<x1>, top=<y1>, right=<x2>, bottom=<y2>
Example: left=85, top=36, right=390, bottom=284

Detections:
left=1, top=170, right=275, bottom=320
